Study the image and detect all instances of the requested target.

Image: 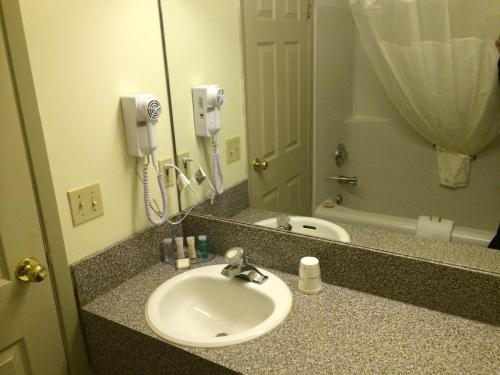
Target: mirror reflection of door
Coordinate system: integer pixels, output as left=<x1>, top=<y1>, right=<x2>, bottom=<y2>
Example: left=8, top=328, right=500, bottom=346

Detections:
left=242, top=0, right=312, bottom=215
left=0, top=12, right=67, bottom=374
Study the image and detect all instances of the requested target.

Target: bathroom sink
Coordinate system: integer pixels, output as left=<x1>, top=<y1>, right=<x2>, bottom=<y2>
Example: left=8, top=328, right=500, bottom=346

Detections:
left=145, top=264, right=292, bottom=348
left=254, top=216, right=351, bottom=243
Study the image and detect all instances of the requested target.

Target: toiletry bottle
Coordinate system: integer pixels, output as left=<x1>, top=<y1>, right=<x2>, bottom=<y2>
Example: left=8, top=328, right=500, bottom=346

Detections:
left=186, top=236, right=197, bottom=259
left=198, top=235, right=208, bottom=259
left=175, top=237, right=185, bottom=259
left=159, top=238, right=174, bottom=263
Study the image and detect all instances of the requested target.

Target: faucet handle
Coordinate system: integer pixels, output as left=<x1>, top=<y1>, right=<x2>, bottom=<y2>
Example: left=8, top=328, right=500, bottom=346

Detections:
left=224, top=247, right=244, bottom=267
left=276, top=215, right=292, bottom=230
left=277, top=215, right=290, bottom=227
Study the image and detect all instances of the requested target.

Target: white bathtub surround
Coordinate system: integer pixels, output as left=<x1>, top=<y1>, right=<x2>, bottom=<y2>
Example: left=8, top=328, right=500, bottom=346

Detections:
left=312, top=1, right=354, bottom=208
left=315, top=200, right=495, bottom=247
left=350, top=0, right=500, bottom=188
left=313, top=9, right=500, bottom=230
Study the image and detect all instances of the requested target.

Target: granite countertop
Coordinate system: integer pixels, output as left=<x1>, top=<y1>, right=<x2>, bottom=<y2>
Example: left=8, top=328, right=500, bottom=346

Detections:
left=231, top=208, right=500, bottom=275
left=82, top=257, right=500, bottom=374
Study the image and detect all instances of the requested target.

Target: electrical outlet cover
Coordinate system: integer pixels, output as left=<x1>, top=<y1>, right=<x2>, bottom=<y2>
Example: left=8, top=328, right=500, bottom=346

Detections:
left=177, top=152, right=191, bottom=176
left=225, top=137, right=241, bottom=164
left=158, top=158, right=174, bottom=187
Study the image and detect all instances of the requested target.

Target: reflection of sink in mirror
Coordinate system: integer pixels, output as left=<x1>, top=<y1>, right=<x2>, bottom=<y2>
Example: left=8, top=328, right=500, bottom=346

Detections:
left=254, top=216, right=351, bottom=243
left=146, top=265, right=292, bottom=348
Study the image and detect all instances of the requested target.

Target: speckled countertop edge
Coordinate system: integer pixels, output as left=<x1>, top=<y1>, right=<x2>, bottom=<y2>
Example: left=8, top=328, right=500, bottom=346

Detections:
left=82, top=258, right=500, bottom=375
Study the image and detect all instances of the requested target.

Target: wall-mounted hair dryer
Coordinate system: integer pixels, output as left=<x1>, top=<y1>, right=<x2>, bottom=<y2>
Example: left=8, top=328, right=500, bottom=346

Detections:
left=121, top=94, right=162, bottom=157
left=192, top=85, right=225, bottom=196
left=121, top=94, right=170, bottom=226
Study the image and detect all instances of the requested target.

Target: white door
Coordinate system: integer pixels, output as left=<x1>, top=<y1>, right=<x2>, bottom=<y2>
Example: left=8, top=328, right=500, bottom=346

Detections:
left=0, top=12, right=67, bottom=375
left=242, top=0, right=312, bottom=215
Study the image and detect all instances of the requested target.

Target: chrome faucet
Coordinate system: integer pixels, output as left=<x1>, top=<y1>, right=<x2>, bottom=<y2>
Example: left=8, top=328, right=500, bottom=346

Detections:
left=276, top=215, right=292, bottom=231
left=221, top=248, right=268, bottom=284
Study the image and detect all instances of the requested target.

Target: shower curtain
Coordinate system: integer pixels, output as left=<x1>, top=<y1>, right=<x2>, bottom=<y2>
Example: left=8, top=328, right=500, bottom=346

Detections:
left=350, top=0, right=500, bottom=188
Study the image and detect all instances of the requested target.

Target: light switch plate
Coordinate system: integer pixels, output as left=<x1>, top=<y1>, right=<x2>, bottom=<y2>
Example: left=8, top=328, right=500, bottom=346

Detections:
left=67, top=182, right=104, bottom=226
left=226, top=137, right=241, bottom=164
left=158, top=157, right=174, bottom=187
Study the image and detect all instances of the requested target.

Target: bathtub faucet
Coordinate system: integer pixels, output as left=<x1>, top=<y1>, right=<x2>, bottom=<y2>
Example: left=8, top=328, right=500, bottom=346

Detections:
left=327, top=175, right=358, bottom=186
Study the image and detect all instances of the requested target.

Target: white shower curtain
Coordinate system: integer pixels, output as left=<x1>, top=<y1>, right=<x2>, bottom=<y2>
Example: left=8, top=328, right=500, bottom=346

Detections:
left=350, top=0, right=500, bottom=188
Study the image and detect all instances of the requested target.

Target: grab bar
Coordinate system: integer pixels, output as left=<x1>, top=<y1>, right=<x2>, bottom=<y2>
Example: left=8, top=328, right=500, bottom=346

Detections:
left=326, top=175, right=358, bottom=186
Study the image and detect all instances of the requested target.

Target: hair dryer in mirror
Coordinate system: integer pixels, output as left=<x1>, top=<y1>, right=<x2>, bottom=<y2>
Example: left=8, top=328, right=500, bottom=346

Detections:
left=192, top=85, right=225, bottom=137
left=192, top=85, right=225, bottom=196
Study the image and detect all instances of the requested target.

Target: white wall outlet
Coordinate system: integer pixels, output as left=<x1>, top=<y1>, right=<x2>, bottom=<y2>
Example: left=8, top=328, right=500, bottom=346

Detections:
left=177, top=152, right=191, bottom=176
left=158, top=158, right=174, bottom=187
left=67, top=182, right=104, bottom=226
left=226, top=137, right=241, bottom=164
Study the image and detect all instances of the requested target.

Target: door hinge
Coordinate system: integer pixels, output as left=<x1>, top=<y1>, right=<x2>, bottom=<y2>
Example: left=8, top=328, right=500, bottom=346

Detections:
left=307, top=0, right=313, bottom=19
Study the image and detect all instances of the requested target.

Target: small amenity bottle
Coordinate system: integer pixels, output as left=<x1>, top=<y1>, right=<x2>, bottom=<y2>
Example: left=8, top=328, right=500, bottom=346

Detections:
left=175, top=237, right=185, bottom=259
left=198, top=235, right=209, bottom=259
left=186, top=236, right=197, bottom=259
left=159, top=238, right=173, bottom=263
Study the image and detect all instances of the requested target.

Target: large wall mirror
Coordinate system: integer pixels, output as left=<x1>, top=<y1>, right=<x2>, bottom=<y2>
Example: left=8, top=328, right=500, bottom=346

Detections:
left=159, top=0, right=500, bottom=274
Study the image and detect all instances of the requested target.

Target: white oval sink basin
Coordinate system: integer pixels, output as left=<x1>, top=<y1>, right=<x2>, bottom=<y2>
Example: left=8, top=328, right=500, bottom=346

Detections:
left=145, top=265, right=292, bottom=348
left=254, top=216, right=351, bottom=243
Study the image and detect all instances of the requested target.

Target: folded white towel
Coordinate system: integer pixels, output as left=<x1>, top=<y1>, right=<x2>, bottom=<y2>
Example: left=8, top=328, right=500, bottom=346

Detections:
left=416, top=215, right=454, bottom=241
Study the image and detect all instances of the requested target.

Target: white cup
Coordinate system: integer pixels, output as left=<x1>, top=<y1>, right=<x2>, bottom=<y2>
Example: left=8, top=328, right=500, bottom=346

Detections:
left=298, top=256, right=322, bottom=294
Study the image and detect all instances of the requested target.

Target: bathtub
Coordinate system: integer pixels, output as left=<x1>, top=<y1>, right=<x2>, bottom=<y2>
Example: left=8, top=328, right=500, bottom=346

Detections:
left=314, top=200, right=495, bottom=247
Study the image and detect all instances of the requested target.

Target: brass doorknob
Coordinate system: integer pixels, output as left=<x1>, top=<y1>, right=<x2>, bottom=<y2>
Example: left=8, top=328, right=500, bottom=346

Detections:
left=15, top=258, right=47, bottom=283
left=252, top=158, right=269, bottom=170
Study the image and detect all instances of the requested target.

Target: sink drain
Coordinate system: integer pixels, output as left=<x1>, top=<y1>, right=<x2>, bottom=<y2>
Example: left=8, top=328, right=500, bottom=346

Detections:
left=215, top=332, right=229, bottom=337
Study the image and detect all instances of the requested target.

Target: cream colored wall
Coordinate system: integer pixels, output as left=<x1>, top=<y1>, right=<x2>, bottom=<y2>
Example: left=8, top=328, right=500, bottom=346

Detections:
left=161, top=0, right=248, bottom=208
left=18, top=0, right=178, bottom=263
